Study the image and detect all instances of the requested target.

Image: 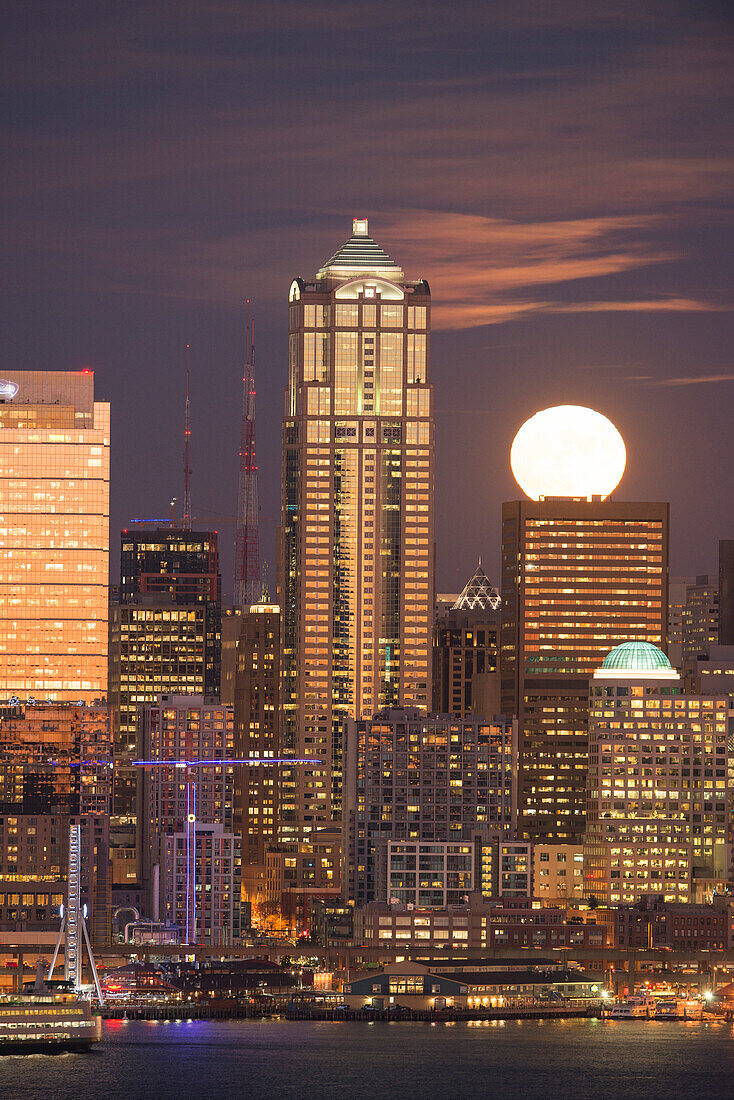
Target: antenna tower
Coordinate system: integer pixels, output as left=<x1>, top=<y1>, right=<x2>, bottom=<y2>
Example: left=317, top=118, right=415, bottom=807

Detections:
left=234, top=300, right=260, bottom=606
left=183, top=344, right=192, bottom=530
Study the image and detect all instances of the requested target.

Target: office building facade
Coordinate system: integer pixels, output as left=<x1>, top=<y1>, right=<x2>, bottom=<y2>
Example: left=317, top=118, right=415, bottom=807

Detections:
left=681, top=574, right=719, bottom=664
left=109, top=527, right=222, bottom=832
left=584, top=641, right=732, bottom=906
left=0, top=370, right=109, bottom=702
left=501, top=499, right=668, bottom=841
left=279, top=219, right=434, bottom=842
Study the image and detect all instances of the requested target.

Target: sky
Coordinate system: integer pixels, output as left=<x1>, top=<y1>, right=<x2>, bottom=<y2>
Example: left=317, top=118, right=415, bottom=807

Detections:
left=2, top=0, right=733, bottom=600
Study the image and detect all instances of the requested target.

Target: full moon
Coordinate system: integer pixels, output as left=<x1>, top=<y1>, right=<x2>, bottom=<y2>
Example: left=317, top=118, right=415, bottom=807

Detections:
left=510, top=405, right=626, bottom=501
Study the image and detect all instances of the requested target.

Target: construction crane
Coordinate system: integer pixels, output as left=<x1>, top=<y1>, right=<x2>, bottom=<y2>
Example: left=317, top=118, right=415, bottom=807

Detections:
left=233, top=301, right=260, bottom=606
left=132, top=756, right=321, bottom=945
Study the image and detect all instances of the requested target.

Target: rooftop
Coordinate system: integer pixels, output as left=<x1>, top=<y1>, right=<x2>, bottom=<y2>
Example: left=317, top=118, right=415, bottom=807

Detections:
left=452, top=562, right=501, bottom=611
left=317, top=218, right=404, bottom=280
left=596, top=641, right=678, bottom=680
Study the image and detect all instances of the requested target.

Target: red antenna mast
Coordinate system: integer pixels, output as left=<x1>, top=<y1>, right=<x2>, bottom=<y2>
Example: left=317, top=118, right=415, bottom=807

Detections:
left=183, top=344, right=192, bottom=530
left=234, top=300, right=260, bottom=606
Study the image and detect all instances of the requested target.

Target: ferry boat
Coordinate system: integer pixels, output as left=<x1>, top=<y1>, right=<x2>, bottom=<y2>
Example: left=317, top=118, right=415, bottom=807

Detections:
left=609, top=993, right=657, bottom=1019
left=654, top=998, right=704, bottom=1021
left=0, top=970, right=100, bottom=1054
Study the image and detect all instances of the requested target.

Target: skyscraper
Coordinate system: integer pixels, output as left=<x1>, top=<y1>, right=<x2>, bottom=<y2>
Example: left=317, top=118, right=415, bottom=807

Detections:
left=0, top=370, right=110, bottom=702
left=233, top=602, right=281, bottom=908
left=109, top=526, right=222, bottom=831
left=278, top=219, right=434, bottom=842
left=139, top=694, right=240, bottom=943
left=501, top=498, right=668, bottom=841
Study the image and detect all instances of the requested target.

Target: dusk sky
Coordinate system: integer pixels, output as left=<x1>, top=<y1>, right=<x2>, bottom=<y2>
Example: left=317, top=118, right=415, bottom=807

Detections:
left=2, top=0, right=733, bottom=599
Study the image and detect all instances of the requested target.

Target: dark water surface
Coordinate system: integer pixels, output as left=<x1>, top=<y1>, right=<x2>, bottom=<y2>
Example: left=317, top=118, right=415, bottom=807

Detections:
left=2, top=1017, right=733, bottom=1099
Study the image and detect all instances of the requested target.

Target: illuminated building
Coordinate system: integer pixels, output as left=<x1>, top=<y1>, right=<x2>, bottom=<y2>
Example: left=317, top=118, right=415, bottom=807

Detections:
left=343, top=708, right=516, bottom=905
left=138, top=695, right=239, bottom=941
left=159, top=823, right=240, bottom=945
left=220, top=607, right=243, bottom=705
left=532, top=844, right=584, bottom=902
left=501, top=498, right=669, bottom=840
left=354, top=897, right=608, bottom=952
left=681, top=574, right=719, bottom=663
left=378, top=841, right=475, bottom=908
left=108, top=527, right=221, bottom=838
left=432, top=562, right=501, bottom=719
left=279, top=219, right=434, bottom=843
left=0, top=370, right=109, bottom=702
left=583, top=641, right=732, bottom=905
left=264, top=827, right=342, bottom=929
left=232, top=603, right=281, bottom=908
left=0, top=701, right=113, bottom=945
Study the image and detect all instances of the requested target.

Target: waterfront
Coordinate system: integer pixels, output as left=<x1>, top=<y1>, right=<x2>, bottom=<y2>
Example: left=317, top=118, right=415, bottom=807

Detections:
left=3, top=1018, right=734, bottom=1100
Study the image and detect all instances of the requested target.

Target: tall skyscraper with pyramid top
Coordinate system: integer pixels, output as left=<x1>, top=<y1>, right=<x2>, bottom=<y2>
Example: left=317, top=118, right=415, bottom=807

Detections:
left=278, top=219, right=434, bottom=844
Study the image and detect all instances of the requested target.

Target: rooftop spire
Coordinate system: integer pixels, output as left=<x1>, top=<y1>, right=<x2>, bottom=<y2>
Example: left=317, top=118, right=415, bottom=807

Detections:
left=317, top=218, right=404, bottom=279
left=452, top=562, right=501, bottom=611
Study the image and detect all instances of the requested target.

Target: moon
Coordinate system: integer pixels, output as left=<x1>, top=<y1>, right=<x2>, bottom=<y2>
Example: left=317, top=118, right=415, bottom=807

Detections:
left=510, top=405, right=626, bottom=501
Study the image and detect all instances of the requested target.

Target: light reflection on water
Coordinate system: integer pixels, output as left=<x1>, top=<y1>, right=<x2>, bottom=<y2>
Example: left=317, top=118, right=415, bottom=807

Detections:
left=1, top=1017, right=733, bottom=1100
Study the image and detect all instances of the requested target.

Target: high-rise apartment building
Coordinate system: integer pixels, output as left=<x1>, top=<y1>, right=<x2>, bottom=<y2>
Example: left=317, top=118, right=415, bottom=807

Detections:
left=139, top=695, right=238, bottom=939
left=584, top=641, right=732, bottom=906
left=0, top=370, right=109, bottom=702
left=233, top=603, right=281, bottom=907
left=501, top=499, right=668, bottom=841
left=279, top=220, right=434, bottom=842
left=343, top=707, right=516, bottom=905
left=109, top=527, right=222, bottom=833
left=432, top=563, right=501, bottom=719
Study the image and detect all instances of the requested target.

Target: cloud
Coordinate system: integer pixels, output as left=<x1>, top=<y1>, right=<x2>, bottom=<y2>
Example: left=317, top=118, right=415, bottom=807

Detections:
left=550, top=297, right=730, bottom=314
left=633, top=372, right=734, bottom=387
left=380, top=211, right=677, bottom=329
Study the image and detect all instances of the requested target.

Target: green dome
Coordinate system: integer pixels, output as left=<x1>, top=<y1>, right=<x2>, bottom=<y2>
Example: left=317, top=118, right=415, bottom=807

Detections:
left=601, top=641, right=673, bottom=672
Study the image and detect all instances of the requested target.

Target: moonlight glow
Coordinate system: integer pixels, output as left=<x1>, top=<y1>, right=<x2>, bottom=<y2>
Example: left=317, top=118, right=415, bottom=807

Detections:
left=510, top=405, right=626, bottom=501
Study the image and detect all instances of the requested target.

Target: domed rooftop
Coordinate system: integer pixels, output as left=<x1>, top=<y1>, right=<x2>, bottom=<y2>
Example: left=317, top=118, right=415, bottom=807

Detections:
left=598, top=641, right=677, bottom=679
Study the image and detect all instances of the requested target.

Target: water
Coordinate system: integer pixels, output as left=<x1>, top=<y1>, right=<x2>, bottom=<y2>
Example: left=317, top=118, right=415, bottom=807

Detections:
left=2, top=1017, right=733, bottom=1099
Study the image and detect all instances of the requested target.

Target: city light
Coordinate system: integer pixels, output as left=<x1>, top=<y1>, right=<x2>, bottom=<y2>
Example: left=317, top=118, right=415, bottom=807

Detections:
left=510, top=404, right=626, bottom=501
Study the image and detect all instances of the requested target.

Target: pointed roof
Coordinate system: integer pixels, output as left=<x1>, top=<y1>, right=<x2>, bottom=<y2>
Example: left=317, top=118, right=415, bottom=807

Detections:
left=317, top=218, right=404, bottom=280
left=452, top=562, right=501, bottom=611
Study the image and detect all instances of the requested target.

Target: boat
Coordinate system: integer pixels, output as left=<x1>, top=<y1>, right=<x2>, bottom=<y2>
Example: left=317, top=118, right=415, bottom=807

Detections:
left=654, top=998, right=704, bottom=1020
left=0, top=965, right=100, bottom=1054
left=609, top=993, right=657, bottom=1019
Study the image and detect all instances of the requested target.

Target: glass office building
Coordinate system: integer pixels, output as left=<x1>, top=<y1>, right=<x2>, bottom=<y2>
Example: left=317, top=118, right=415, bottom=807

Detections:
left=501, top=499, right=669, bottom=841
left=0, top=371, right=109, bottom=702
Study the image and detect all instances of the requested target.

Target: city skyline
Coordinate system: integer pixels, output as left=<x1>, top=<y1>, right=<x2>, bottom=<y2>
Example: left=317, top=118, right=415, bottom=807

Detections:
left=2, top=3, right=733, bottom=598
left=2, top=5, right=734, bottom=1076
